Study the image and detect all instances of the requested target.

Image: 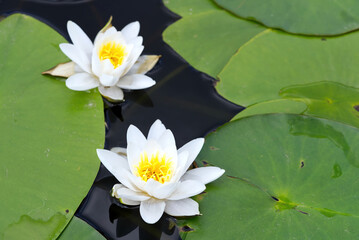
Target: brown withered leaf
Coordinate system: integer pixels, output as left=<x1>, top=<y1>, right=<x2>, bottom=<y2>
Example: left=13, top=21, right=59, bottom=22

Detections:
left=130, top=55, right=161, bottom=74
left=42, top=61, right=75, bottom=78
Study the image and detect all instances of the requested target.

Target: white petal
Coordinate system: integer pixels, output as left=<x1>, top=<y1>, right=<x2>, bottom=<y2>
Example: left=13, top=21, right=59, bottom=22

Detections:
left=101, top=59, right=116, bottom=75
left=181, top=167, right=225, bottom=185
left=126, top=55, right=160, bottom=75
left=111, top=183, right=124, bottom=198
left=171, top=150, right=189, bottom=183
left=95, top=26, right=118, bottom=45
left=120, top=197, right=140, bottom=206
left=94, top=27, right=117, bottom=45
left=143, top=139, right=163, bottom=157
left=157, top=129, right=176, bottom=153
left=123, top=45, right=144, bottom=76
left=126, top=124, right=147, bottom=173
left=59, top=43, right=91, bottom=73
left=121, top=21, right=140, bottom=42
left=126, top=170, right=146, bottom=191
left=144, top=179, right=178, bottom=199
left=116, top=74, right=156, bottom=90
left=91, top=48, right=102, bottom=77
left=111, top=147, right=127, bottom=156
left=127, top=142, right=144, bottom=175
left=132, top=36, right=143, bottom=47
left=99, top=74, right=117, bottom=87
left=147, top=120, right=166, bottom=141
left=156, top=130, right=178, bottom=167
left=127, top=124, right=147, bottom=147
left=67, top=21, right=93, bottom=57
left=97, top=149, right=130, bottom=176
left=107, top=32, right=126, bottom=45
left=165, top=198, right=199, bottom=216
left=98, top=85, right=124, bottom=101
left=140, top=199, right=165, bottom=224
left=114, top=169, right=141, bottom=192
left=178, top=138, right=205, bottom=175
left=116, top=187, right=150, bottom=201
left=112, top=61, right=128, bottom=79
left=168, top=180, right=205, bottom=200
left=65, top=72, right=99, bottom=91
left=112, top=184, right=141, bottom=205
left=105, top=29, right=126, bottom=44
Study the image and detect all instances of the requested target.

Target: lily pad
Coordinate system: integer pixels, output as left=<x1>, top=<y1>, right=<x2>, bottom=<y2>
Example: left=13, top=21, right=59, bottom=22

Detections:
left=163, top=7, right=265, bottom=78
left=214, top=0, right=359, bottom=35
left=180, top=114, right=359, bottom=239
left=163, top=0, right=220, bottom=17
left=231, top=99, right=307, bottom=121
left=58, top=217, right=105, bottom=240
left=280, top=81, right=359, bottom=128
left=0, top=14, right=104, bottom=238
left=218, top=29, right=359, bottom=126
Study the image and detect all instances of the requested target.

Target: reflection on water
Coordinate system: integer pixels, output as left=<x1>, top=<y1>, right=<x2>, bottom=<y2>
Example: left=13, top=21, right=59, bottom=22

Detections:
left=76, top=175, right=181, bottom=240
left=24, top=0, right=94, bottom=4
left=109, top=204, right=179, bottom=239
left=0, top=0, right=243, bottom=238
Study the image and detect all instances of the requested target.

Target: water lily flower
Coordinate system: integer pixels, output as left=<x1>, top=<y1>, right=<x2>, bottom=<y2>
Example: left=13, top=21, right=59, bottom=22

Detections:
left=58, top=20, right=157, bottom=101
left=97, top=120, right=225, bottom=224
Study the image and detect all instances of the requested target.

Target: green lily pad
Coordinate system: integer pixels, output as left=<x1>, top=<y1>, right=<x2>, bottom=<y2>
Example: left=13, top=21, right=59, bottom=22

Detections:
left=180, top=114, right=359, bottom=239
left=214, top=0, right=359, bottom=35
left=58, top=217, right=105, bottom=240
left=163, top=0, right=220, bottom=17
left=280, top=81, right=359, bottom=128
left=218, top=29, right=359, bottom=126
left=231, top=99, right=307, bottom=121
left=0, top=14, right=104, bottom=239
left=163, top=8, right=265, bottom=78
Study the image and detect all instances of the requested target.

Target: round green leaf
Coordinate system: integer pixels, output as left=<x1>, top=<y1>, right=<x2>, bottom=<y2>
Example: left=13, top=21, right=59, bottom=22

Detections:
left=231, top=99, right=307, bottom=121
left=280, top=81, right=359, bottom=128
left=58, top=217, right=105, bottom=240
left=181, top=114, right=359, bottom=239
left=0, top=14, right=104, bottom=239
left=163, top=9, right=265, bottom=78
left=164, top=0, right=220, bottom=17
left=214, top=0, right=359, bottom=35
left=217, top=29, right=359, bottom=127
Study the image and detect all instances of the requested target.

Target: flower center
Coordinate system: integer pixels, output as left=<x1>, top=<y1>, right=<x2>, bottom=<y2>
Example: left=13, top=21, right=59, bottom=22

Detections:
left=99, top=41, right=127, bottom=68
left=135, top=151, right=173, bottom=184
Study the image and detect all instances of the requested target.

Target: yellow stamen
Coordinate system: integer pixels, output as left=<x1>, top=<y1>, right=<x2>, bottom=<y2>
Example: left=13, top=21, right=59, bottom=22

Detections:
left=99, top=41, right=127, bottom=68
left=135, top=151, right=173, bottom=184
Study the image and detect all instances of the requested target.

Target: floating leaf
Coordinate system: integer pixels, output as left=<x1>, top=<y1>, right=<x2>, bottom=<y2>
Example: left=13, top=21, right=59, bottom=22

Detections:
left=164, top=0, right=220, bottom=17
left=180, top=114, right=359, bottom=239
left=214, top=0, right=359, bottom=35
left=58, top=217, right=105, bottom=240
left=280, top=81, right=359, bottom=128
left=163, top=10, right=265, bottom=77
left=231, top=99, right=307, bottom=121
left=0, top=14, right=104, bottom=238
left=218, top=29, right=359, bottom=126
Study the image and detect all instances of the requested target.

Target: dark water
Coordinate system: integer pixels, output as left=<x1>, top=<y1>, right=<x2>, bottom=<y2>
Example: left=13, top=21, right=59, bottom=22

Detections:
left=0, top=0, right=243, bottom=239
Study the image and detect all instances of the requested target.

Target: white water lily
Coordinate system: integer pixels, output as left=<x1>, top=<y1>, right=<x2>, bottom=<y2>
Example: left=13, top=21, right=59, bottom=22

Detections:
left=59, top=20, right=157, bottom=101
left=97, top=120, right=225, bottom=224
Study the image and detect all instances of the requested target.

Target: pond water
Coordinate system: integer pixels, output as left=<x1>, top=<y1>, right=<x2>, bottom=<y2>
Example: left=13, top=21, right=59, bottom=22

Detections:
left=0, top=0, right=243, bottom=239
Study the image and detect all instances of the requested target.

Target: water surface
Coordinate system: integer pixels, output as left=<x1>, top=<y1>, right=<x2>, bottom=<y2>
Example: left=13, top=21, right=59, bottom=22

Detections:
left=0, top=0, right=243, bottom=239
